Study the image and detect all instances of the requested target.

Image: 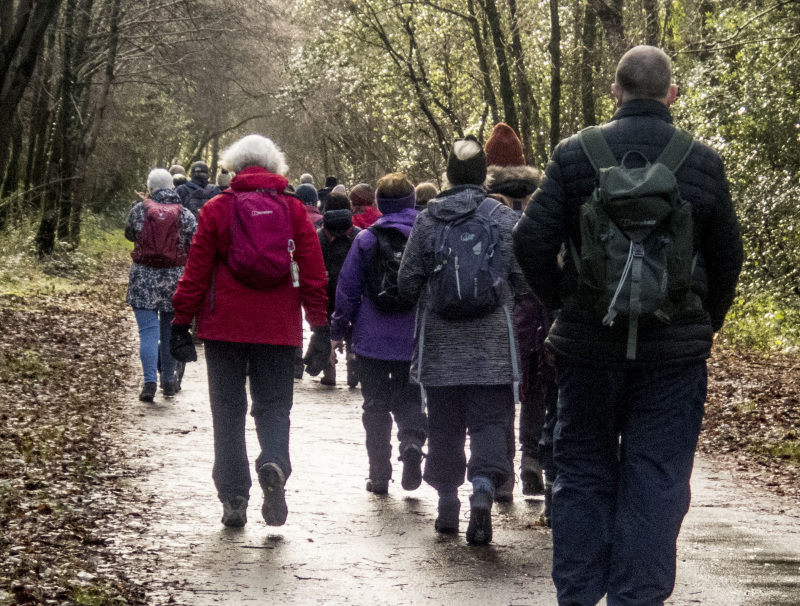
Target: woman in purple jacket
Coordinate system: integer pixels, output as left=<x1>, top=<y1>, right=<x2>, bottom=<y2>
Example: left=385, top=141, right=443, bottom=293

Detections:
left=330, top=173, right=427, bottom=495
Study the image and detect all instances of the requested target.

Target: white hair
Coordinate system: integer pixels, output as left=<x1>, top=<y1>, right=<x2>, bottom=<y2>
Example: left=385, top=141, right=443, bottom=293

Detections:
left=332, top=184, right=347, bottom=195
left=299, top=173, right=314, bottom=184
left=453, top=139, right=482, bottom=161
left=147, top=168, right=174, bottom=191
left=221, top=134, right=288, bottom=175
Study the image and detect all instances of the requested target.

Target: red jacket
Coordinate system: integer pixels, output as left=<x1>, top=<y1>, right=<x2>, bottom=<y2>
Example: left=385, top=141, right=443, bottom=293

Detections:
left=352, top=205, right=382, bottom=229
left=172, top=167, right=328, bottom=345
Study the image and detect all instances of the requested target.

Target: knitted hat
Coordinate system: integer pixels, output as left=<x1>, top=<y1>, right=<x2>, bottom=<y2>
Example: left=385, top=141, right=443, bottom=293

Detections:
left=295, top=183, right=319, bottom=206
left=484, top=123, right=525, bottom=167
left=299, top=173, right=314, bottom=185
left=325, top=176, right=338, bottom=188
left=169, top=164, right=186, bottom=176
left=414, top=182, right=439, bottom=206
left=324, top=193, right=352, bottom=212
left=217, top=170, right=232, bottom=189
left=375, top=173, right=416, bottom=215
left=172, top=174, right=188, bottom=187
left=446, top=136, right=487, bottom=186
left=349, top=183, right=375, bottom=208
left=190, top=161, right=209, bottom=177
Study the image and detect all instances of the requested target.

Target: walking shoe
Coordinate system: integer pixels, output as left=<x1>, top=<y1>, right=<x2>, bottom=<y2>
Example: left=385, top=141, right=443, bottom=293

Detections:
left=221, top=496, right=248, bottom=527
left=466, top=489, right=493, bottom=545
left=521, top=453, right=545, bottom=495
left=365, top=479, right=389, bottom=494
left=346, top=354, right=359, bottom=388
left=494, top=476, right=514, bottom=503
left=543, top=480, right=553, bottom=528
left=320, top=363, right=336, bottom=386
left=139, top=382, right=157, bottom=402
left=257, top=462, right=288, bottom=526
left=400, top=444, right=423, bottom=491
left=434, top=496, right=460, bottom=533
left=162, top=381, right=178, bottom=397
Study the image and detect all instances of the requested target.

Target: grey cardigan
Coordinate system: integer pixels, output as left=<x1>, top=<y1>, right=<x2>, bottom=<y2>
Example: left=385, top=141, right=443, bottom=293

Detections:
left=397, top=186, right=530, bottom=388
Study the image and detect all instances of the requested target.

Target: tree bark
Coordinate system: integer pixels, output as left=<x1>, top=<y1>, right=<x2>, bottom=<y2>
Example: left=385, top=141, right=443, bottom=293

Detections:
left=549, top=0, right=562, bottom=150
left=466, top=0, right=498, bottom=126
left=481, top=0, right=519, bottom=133
left=581, top=1, right=597, bottom=127
left=0, top=111, right=23, bottom=229
left=587, top=0, right=625, bottom=57
left=643, top=0, right=660, bottom=46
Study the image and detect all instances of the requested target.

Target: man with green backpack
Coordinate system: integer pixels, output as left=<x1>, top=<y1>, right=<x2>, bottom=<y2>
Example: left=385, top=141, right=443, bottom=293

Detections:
left=513, top=46, right=743, bottom=606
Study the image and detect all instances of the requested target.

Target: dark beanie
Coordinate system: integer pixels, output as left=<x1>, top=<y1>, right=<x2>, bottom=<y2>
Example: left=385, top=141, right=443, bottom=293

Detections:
left=324, top=193, right=352, bottom=212
left=191, top=161, right=209, bottom=176
left=295, top=183, right=318, bottom=206
left=375, top=172, right=416, bottom=215
left=446, top=135, right=487, bottom=186
left=484, top=123, right=525, bottom=167
left=349, top=183, right=375, bottom=208
left=325, top=176, right=338, bottom=188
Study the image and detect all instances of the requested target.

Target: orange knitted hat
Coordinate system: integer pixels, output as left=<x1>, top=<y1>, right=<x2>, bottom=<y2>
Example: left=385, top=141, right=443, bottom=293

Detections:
left=484, top=123, right=525, bottom=167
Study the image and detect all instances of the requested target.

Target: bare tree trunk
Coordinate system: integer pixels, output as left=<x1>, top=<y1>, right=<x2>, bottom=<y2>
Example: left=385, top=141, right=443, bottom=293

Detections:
left=587, top=0, right=625, bottom=56
left=581, top=1, right=597, bottom=127
left=0, top=111, right=23, bottom=229
left=210, top=135, right=220, bottom=183
left=481, top=0, right=519, bottom=133
left=466, top=0, right=498, bottom=126
left=643, top=0, right=660, bottom=45
left=549, top=0, right=562, bottom=150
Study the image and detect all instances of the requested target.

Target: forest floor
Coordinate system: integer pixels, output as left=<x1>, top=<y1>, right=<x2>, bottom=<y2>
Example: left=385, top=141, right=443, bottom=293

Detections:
left=0, top=254, right=798, bottom=605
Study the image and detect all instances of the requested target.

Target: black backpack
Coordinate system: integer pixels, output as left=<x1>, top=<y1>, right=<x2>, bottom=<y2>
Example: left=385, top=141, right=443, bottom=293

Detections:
left=427, top=197, right=505, bottom=320
left=185, top=184, right=218, bottom=218
left=365, top=225, right=415, bottom=313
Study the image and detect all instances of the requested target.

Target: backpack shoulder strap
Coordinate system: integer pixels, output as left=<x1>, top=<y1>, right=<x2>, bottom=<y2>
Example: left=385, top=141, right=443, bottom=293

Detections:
left=655, top=128, right=695, bottom=173
left=578, top=126, right=617, bottom=173
left=476, top=197, right=502, bottom=218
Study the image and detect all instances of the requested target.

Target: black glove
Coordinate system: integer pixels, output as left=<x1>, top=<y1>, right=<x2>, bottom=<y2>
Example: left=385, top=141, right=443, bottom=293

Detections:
left=302, top=325, right=331, bottom=376
left=170, top=324, right=197, bottom=363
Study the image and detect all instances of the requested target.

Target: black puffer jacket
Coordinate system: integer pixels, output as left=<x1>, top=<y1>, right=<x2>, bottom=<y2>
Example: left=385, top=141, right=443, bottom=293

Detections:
left=512, top=99, right=743, bottom=366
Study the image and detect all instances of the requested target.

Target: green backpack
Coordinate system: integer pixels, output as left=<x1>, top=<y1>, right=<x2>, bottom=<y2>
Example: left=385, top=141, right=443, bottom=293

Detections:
left=570, top=126, right=701, bottom=360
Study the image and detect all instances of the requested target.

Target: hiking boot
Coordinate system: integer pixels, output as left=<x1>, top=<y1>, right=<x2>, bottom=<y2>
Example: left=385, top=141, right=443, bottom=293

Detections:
left=466, top=489, right=493, bottom=545
left=400, top=444, right=423, bottom=491
left=139, top=382, right=157, bottom=402
left=434, top=496, right=460, bottom=534
left=521, top=454, right=545, bottom=495
left=162, top=381, right=178, bottom=397
left=543, top=480, right=553, bottom=528
left=365, top=479, right=389, bottom=494
left=221, top=496, right=248, bottom=527
left=346, top=354, right=359, bottom=388
left=494, top=476, right=514, bottom=503
left=320, top=363, right=336, bottom=386
left=257, top=463, right=288, bottom=526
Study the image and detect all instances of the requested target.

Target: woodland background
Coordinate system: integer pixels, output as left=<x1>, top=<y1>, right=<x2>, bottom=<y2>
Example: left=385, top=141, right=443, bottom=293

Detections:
left=1, top=0, right=800, bottom=349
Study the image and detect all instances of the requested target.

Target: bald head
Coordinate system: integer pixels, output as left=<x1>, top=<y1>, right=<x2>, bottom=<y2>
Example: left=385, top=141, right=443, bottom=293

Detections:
left=614, top=45, right=673, bottom=101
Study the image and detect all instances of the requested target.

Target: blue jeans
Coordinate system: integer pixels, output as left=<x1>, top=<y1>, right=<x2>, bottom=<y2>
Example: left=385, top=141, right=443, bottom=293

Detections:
left=133, top=308, right=177, bottom=386
left=552, top=361, right=706, bottom=606
left=204, top=340, right=295, bottom=501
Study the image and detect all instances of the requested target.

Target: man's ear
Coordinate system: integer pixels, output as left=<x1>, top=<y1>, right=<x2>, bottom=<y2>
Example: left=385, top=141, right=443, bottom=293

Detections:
left=666, top=84, right=679, bottom=107
left=611, top=82, right=624, bottom=107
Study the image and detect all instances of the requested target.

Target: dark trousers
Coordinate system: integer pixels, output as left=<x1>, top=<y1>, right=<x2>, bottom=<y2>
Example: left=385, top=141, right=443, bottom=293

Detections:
left=552, top=361, right=706, bottom=606
left=423, top=384, right=514, bottom=492
left=204, top=340, right=295, bottom=501
left=519, top=353, right=558, bottom=482
left=358, top=355, right=426, bottom=483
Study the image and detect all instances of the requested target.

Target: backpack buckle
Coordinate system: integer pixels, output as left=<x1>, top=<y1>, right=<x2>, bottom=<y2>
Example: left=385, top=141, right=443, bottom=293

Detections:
left=632, top=243, right=645, bottom=258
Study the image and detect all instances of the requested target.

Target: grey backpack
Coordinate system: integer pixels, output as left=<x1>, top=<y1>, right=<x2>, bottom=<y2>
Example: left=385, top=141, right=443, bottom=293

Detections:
left=428, top=197, right=505, bottom=320
left=571, top=126, right=701, bottom=360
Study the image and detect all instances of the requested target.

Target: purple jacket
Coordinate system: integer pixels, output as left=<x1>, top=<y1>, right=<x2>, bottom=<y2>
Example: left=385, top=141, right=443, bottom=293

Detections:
left=330, top=208, right=418, bottom=361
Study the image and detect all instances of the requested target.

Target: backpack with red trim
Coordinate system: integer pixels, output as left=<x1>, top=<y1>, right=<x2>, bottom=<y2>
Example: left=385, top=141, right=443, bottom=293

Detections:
left=131, top=199, right=186, bottom=268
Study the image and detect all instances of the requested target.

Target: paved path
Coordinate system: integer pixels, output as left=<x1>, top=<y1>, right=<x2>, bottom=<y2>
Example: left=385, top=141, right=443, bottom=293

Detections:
left=117, top=346, right=800, bottom=605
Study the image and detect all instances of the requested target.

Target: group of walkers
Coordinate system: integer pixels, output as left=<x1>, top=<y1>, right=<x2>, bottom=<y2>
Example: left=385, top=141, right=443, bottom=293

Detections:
left=125, top=45, right=743, bottom=606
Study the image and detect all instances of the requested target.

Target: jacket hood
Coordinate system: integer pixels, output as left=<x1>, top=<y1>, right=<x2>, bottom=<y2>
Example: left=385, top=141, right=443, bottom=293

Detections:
left=372, top=207, right=418, bottom=229
left=150, top=188, right=182, bottom=205
left=323, top=208, right=353, bottom=233
left=230, top=166, right=289, bottom=193
left=485, top=165, right=541, bottom=199
left=426, top=185, right=486, bottom=221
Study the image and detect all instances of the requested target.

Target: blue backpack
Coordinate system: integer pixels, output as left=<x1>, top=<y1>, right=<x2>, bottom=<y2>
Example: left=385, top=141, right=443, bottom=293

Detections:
left=428, top=197, right=505, bottom=320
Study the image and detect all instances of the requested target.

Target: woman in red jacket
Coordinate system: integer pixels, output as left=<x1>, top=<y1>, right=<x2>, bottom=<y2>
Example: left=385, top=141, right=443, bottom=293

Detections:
left=170, top=134, right=328, bottom=528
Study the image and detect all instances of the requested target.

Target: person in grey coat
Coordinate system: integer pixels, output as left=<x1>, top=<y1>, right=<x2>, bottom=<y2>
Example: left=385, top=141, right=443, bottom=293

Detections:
left=397, top=136, right=530, bottom=545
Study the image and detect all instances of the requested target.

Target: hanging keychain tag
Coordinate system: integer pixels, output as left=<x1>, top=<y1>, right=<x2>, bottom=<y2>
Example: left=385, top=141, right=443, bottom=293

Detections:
left=288, top=239, right=300, bottom=288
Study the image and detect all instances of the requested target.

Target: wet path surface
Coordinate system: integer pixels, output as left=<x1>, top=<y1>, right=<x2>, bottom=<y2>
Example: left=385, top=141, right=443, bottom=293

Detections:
left=118, top=346, right=800, bottom=605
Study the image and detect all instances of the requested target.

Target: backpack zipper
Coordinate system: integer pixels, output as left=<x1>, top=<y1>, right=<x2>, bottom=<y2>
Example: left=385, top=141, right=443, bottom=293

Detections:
left=454, top=255, right=462, bottom=300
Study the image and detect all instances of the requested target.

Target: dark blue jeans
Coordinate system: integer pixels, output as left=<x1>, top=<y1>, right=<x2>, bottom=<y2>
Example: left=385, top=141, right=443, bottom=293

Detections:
left=423, top=384, right=514, bottom=493
left=552, top=361, right=706, bottom=606
left=358, top=355, right=426, bottom=483
left=204, top=340, right=295, bottom=502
